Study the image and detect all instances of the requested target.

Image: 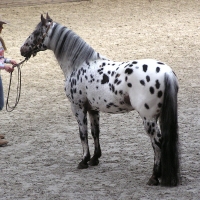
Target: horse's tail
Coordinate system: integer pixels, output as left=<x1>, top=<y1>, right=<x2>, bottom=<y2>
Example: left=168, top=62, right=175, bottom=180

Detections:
left=160, top=71, right=180, bottom=186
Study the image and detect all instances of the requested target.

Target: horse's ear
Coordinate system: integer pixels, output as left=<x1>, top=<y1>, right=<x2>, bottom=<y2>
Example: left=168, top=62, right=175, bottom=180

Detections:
left=46, top=13, right=52, bottom=21
left=41, top=14, right=46, bottom=25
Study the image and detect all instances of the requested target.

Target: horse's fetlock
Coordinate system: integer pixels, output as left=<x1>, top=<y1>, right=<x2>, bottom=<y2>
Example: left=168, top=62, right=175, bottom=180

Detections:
left=78, top=160, right=88, bottom=169
left=147, top=175, right=160, bottom=186
left=89, top=156, right=99, bottom=166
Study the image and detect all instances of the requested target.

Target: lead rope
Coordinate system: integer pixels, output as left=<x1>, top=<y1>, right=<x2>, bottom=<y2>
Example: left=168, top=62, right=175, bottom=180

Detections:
left=6, top=22, right=52, bottom=112
left=6, top=58, right=28, bottom=112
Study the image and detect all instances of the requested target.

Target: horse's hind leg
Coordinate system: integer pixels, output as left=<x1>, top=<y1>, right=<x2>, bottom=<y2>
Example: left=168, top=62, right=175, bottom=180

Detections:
left=143, top=118, right=162, bottom=186
left=72, top=106, right=91, bottom=169
left=88, top=110, right=101, bottom=166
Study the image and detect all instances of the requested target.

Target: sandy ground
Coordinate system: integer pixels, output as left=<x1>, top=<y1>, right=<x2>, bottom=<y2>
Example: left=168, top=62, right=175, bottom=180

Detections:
left=0, top=0, right=200, bottom=199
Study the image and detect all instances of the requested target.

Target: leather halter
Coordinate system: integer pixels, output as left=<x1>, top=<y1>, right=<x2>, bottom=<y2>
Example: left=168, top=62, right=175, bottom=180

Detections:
left=25, top=21, right=53, bottom=58
left=35, top=21, right=53, bottom=48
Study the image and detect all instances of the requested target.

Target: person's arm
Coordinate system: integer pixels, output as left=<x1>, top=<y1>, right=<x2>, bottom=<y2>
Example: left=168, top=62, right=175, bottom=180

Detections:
left=4, top=58, right=17, bottom=65
left=0, top=62, right=14, bottom=73
left=0, top=62, right=5, bottom=69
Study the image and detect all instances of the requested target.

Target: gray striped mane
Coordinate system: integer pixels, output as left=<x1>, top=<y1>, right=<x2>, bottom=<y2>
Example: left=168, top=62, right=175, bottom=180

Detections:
left=48, top=23, right=101, bottom=70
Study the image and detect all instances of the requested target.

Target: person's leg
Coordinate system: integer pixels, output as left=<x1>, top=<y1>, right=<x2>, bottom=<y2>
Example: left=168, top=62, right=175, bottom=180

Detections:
left=0, top=76, right=4, bottom=110
left=0, top=76, right=8, bottom=146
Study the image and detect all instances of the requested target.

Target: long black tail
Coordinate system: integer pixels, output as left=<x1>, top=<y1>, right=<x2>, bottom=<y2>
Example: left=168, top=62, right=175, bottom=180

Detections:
left=160, top=72, right=180, bottom=186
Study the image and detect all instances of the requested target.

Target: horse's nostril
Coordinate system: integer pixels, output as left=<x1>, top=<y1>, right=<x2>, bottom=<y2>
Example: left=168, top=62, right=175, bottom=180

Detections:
left=20, top=47, right=24, bottom=52
left=20, top=47, right=26, bottom=56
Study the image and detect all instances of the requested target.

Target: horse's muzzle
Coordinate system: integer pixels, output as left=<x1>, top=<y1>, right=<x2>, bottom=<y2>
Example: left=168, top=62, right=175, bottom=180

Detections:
left=20, top=46, right=27, bottom=57
left=20, top=46, right=32, bottom=59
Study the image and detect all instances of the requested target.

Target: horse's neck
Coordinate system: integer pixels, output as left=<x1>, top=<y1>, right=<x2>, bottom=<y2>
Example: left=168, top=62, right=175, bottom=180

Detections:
left=47, top=23, right=103, bottom=78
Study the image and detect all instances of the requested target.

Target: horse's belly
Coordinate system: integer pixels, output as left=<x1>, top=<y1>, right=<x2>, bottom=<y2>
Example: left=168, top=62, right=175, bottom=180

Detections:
left=88, top=99, right=134, bottom=114
left=86, top=87, right=134, bottom=113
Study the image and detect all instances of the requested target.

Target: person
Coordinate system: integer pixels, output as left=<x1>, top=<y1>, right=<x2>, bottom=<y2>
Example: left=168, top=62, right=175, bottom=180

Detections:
left=0, top=18, right=17, bottom=146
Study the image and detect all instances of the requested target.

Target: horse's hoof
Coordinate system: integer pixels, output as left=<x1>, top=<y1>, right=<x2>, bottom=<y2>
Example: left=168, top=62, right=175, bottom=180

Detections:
left=147, top=176, right=159, bottom=186
left=77, top=160, right=88, bottom=169
left=89, top=157, right=99, bottom=166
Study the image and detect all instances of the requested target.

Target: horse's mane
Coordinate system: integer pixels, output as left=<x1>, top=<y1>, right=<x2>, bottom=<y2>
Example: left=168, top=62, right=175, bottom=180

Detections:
left=48, top=23, right=101, bottom=70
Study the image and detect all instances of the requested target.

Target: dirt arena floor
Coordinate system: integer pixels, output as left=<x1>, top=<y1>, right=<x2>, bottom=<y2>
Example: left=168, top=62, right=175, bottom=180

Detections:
left=0, top=0, right=199, bottom=199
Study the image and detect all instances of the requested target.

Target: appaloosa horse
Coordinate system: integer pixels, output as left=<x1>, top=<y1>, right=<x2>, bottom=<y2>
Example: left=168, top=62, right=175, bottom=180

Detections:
left=20, top=14, right=180, bottom=186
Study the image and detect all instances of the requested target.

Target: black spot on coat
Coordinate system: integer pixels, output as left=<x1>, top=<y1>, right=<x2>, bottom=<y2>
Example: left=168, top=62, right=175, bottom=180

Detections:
left=155, top=80, right=160, bottom=89
left=143, top=64, right=148, bottom=72
left=157, top=91, right=163, bottom=98
left=119, top=90, right=123, bottom=95
left=146, top=75, right=150, bottom=82
left=125, top=68, right=133, bottom=75
left=149, top=87, right=154, bottom=94
left=156, top=67, right=160, bottom=73
left=158, top=103, right=162, bottom=108
left=140, top=80, right=145, bottom=86
left=154, top=138, right=161, bottom=148
left=101, top=74, right=109, bottom=84
left=144, top=103, right=149, bottom=109
left=117, top=80, right=122, bottom=85
left=114, top=79, right=118, bottom=84
left=111, top=85, right=115, bottom=92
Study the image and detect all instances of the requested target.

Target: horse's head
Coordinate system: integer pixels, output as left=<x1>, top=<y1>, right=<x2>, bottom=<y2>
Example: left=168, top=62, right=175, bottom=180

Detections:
left=20, top=13, right=53, bottom=59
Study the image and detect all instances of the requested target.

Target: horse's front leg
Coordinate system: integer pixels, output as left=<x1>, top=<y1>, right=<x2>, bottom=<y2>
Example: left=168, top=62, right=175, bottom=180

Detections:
left=143, top=119, right=162, bottom=186
left=72, top=106, right=91, bottom=169
left=88, top=110, right=101, bottom=166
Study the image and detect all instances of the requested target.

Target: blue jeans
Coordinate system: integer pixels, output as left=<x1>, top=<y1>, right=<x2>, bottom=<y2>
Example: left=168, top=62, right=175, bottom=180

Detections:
left=0, top=76, right=4, bottom=110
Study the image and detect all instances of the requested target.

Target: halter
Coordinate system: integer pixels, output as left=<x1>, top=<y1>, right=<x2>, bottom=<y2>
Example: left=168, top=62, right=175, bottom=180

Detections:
left=36, top=21, right=53, bottom=48
left=25, top=21, right=53, bottom=59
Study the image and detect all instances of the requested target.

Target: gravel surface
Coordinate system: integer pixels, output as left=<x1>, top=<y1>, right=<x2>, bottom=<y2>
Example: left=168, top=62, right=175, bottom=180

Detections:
left=0, top=0, right=199, bottom=199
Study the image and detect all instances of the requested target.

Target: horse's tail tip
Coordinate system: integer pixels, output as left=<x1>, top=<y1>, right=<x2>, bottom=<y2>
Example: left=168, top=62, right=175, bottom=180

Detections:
left=161, top=175, right=180, bottom=187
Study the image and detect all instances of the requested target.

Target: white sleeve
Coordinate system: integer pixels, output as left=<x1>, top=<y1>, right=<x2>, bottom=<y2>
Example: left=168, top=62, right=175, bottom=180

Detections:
left=4, top=58, right=11, bottom=63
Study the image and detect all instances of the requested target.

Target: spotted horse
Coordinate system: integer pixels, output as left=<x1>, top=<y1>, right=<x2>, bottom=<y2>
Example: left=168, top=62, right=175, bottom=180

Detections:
left=20, top=14, right=180, bottom=186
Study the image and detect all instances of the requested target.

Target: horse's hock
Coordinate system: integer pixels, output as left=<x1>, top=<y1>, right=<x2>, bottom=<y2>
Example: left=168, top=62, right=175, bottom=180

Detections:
left=0, top=0, right=89, bottom=7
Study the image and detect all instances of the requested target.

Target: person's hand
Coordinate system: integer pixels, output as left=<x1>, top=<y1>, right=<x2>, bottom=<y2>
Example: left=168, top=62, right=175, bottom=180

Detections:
left=10, top=60, right=17, bottom=66
left=4, top=65, right=14, bottom=73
